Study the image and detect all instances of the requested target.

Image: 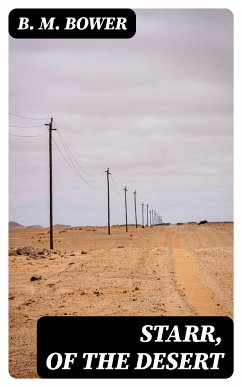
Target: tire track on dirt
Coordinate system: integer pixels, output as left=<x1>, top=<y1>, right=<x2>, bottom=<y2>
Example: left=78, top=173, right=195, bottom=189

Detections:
left=168, top=230, right=219, bottom=315
left=172, top=248, right=218, bottom=315
left=164, top=230, right=196, bottom=315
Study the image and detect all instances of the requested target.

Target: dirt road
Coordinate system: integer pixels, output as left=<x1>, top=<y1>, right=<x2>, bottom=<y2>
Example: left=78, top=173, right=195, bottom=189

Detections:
left=9, top=223, right=233, bottom=377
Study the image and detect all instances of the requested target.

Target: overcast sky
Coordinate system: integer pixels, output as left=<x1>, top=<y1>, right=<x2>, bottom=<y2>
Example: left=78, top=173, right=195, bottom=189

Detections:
left=9, top=9, right=233, bottom=226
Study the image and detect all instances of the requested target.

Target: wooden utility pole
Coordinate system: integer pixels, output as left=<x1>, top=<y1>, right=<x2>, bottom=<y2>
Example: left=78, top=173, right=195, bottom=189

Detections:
left=123, top=186, right=128, bottom=232
left=105, top=167, right=111, bottom=235
left=142, top=203, right=144, bottom=228
left=45, top=117, right=56, bottom=250
left=146, top=204, right=149, bottom=227
left=133, top=190, right=137, bottom=228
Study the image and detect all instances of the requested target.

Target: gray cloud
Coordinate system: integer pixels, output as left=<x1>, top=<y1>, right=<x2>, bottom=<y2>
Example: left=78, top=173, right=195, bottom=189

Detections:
left=9, top=9, right=233, bottom=226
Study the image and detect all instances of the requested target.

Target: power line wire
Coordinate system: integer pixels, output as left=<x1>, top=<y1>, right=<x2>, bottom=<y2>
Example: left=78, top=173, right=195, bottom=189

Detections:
left=111, top=174, right=121, bottom=193
left=9, top=124, right=46, bottom=129
left=9, top=133, right=48, bottom=138
left=55, top=131, right=94, bottom=185
left=9, top=112, right=50, bottom=120
left=54, top=121, right=103, bottom=179
left=57, top=130, right=91, bottom=177
left=57, top=129, right=96, bottom=179
left=110, top=182, right=120, bottom=196
left=56, top=131, right=105, bottom=184
left=110, top=175, right=121, bottom=196
left=53, top=130, right=105, bottom=190
left=52, top=134, right=97, bottom=190
left=53, top=136, right=83, bottom=178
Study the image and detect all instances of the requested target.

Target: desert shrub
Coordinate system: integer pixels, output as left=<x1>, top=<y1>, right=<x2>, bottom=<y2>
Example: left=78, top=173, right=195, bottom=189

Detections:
left=198, top=220, right=208, bottom=225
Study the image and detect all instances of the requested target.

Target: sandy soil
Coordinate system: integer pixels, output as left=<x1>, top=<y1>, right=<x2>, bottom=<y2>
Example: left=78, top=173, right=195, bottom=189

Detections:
left=9, top=223, right=233, bottom=378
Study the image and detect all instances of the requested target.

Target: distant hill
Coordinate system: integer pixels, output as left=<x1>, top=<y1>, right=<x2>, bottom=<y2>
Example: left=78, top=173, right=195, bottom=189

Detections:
left=9, top=221, right=25, bottom=229
left=54, top=224, right=71, bottom=228
left=9, top=221, right=71, bottom=229
left=27, top=225, right=43, bottom=229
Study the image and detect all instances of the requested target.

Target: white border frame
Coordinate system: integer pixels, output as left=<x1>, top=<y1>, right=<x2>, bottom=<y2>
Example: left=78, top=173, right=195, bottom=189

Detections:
left=1, top=1, right=241, bottom=386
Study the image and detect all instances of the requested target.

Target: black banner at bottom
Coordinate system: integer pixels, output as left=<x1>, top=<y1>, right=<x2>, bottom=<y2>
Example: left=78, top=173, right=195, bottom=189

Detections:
left=37, top=316, right=233, bottom=378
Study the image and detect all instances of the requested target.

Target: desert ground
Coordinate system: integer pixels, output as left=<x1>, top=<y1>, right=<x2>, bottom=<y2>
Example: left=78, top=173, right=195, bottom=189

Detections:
left=9, top=222, right=233, bottom=378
